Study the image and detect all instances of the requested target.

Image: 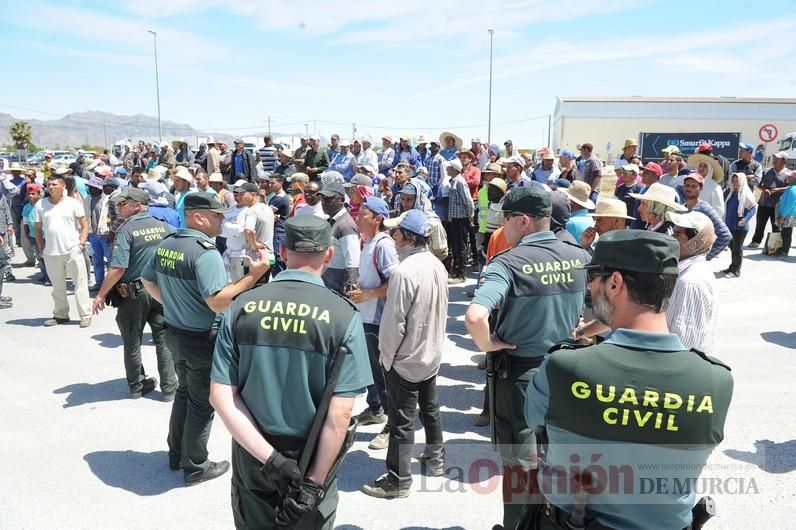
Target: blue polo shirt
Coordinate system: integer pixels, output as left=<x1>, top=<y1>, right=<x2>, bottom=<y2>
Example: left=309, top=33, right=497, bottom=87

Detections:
left=565, top=208, right=594, bottom=243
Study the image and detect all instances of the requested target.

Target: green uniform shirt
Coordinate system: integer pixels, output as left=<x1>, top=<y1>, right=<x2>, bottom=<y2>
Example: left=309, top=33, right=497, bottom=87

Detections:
left=524, top=329, right=734, bottom=530
left=111, top=212, right=174, bottom=281
left=142, top=228, right=227, bottom=331
left=211, top=269, right=372, bottom=438
left=304, top=148, right=330, bottom=173
left=472, top=231, right=589, bottom=357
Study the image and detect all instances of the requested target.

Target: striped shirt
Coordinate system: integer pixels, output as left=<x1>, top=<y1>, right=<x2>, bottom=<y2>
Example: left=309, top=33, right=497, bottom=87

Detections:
left=666, top=254, right=716, bottom=355
left=258, top=146, right=278, bottom=173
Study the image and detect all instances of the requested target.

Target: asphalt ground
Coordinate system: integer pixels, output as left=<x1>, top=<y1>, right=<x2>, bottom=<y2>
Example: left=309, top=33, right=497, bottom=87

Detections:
left=1, top=233, right=795, bottom=529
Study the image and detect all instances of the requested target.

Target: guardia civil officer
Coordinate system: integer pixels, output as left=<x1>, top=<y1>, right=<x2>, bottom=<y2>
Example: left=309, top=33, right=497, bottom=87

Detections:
left=522, top=230, right=733, bottom=530
left=210, top=215, right=372, bottom=529
left=141, top=192, right=270, bottom=486
left=464, top=186, right=589, bottom=530
left=91, top=187, right=176, bottom=399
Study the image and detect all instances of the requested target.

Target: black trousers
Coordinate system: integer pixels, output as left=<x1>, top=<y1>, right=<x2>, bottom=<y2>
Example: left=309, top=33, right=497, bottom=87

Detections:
left=728, top=230, right=747, bottom=274
left=165, top=327, right=216, bottom=478
left=469, top=208, right=479, bottom=264
left=781, top=227, right=793, bottom=254
left=385, top=369, right=444, bottom=487
left=364, top=323, right=387, bottom=415
left=230, top=440, right=337, bottom=529
left=752, top=205, right=779, bottom=243
left=115, top=291, right=176, bottom=393
left=448, top=217, right=470, bottom=277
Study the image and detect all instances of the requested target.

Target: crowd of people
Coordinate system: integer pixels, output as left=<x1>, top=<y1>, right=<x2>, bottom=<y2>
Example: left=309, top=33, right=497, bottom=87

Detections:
left=1, top=130, right=793, bottom=529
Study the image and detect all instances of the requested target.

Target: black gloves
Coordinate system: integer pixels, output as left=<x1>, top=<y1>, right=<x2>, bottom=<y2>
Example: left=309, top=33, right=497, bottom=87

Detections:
left=261, top=451, right=301, bottom=495
left=275, top=478, right=324, bottom=527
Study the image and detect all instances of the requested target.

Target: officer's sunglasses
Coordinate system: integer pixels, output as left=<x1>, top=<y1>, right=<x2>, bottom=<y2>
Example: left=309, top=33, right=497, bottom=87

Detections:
left=587, top=267, right=619, bottom=284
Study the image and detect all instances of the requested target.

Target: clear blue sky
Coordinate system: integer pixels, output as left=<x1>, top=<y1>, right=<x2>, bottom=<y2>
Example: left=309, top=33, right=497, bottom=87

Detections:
left=4, top=0, right=795, bottom=147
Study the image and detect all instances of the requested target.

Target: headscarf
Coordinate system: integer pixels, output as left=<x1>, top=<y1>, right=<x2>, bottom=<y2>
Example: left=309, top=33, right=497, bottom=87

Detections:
left=728, top=172, right=757, bottom=217
left=680, top=214, right=716, bottom=258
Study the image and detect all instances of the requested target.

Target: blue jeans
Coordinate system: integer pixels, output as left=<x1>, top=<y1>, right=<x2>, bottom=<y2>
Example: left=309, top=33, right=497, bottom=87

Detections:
left=88, top=234, right=111, bottom=284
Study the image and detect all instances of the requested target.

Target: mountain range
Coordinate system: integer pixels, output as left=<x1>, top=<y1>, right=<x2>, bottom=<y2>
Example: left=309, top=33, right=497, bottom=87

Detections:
left=0, top=111, right=289, bottom=150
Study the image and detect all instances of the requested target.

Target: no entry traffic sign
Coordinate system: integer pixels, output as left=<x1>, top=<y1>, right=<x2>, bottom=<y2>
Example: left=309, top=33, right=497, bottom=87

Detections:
left=759, top=124, right=778, bottom=143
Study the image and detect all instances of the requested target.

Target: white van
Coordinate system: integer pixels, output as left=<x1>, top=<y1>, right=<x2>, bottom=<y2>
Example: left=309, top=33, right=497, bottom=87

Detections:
left=777, top=132, right=796, bottom=169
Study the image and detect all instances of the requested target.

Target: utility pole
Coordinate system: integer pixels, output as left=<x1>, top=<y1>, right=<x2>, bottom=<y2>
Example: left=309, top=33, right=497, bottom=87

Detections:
left=313, top=119, right=317, bottom=136
left=547, top=113, right=552, bottom=148
left=352, top=123, right=357, bottom=141
left=487, top=29, right=495, bottom=146
left=147, top=30, right=162, bottom=143
left=304, top=123, right=309, bottom=138
left=267, top=115, right=271, bottom=136
left=103, top=121, right=108, bottom=149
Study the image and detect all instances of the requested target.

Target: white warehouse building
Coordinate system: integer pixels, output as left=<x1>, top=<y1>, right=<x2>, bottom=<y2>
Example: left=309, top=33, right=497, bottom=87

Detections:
left=551, top=96, right=796, bottom=163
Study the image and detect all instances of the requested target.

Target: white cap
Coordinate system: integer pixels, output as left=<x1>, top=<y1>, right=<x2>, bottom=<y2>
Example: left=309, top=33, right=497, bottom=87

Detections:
left=172, top=166, right=193, bottom=183
left=773, top=151, right=789, bottom=160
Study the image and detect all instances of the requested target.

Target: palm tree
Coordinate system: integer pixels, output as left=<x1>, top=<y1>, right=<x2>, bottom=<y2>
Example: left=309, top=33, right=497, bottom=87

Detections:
left=9, top=121, right=33, bottom=162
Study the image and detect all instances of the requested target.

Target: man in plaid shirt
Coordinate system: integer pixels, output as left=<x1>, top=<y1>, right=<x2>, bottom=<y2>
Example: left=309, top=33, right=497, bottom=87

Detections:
left=447, top=158, right=474, bottom=283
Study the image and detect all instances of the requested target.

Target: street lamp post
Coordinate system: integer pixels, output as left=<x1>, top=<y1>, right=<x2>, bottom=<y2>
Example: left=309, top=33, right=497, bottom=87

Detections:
left=487, top=29, right=495, bottom=146
left=147, top=30, right=162, bottom=143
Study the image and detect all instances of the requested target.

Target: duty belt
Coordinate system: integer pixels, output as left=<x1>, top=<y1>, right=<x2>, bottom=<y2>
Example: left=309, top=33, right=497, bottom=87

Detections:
left=115, top=279, right=144, bottom=299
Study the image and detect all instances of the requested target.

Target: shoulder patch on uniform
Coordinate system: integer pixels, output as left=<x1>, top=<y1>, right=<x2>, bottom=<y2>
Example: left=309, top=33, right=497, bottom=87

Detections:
left=690, top=348, right=732, bottom=371
left=196, top=239, right=216, bottom=250
left=548, top=339, right=590, bottom=354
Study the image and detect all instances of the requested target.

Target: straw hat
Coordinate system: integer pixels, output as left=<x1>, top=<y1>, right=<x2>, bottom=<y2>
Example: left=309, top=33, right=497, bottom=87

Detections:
left=590, top=198, right=635, bottom=220
left=146, top=166, right=165, bottom=180
left=687, top=154, right=724, bottom=184
left=208, top=172, right=224, bottom=183
left=564, top=181, right=596, bottom=209
left=622, top=138, right=639, bottom=150
left=2, top=162, right=24, bottom=172
left=172, top=139, right=187, bottom=151
left=439, top=131, right=463, bottom=149
left=629, top=182, right=686, bottom=211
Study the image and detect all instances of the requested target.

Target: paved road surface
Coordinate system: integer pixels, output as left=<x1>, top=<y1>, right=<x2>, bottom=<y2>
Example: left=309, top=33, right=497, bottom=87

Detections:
left=1, top=242, right=794, bottom=529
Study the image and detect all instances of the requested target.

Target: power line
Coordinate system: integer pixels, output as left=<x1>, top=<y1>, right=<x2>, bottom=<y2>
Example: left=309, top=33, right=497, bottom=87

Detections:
left=0, top=103, right=551, bottom=136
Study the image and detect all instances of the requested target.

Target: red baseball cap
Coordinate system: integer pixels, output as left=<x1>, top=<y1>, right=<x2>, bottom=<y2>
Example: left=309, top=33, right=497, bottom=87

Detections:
left=696, top=143, right=713, bottom=153
left=684, top=172, right=704, bottom=185
left=27, top=183, right=42, bottom=193
left=643, top=162, right=663, bottom=177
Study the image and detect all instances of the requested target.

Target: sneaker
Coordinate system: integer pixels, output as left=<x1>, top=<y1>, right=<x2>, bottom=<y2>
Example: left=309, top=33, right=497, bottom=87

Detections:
left=447, top=276, right=465, bottom=285
left=184, top=460, right=230, bottom=486
left=0, top=295, right=11, bottom=302
left=79, top=317, right=92, bottom=328
left=368, top=428, right=390, bottom=450
left=356, top=409, right=387, bottom=426
left=361, top=473, right=410, bottom=499
left=416, top=453, right=445, bottom=477
left=22, top=260, right=35, bottom=267
left=4, top=272, right=15, bottom=281
left=89, top=284, right=100, bottom=293
left=0, top=300, right=12, bottom=309
left=474, top=413, right=490, bottom=427
left=44, top=318, right=70, bottom=327
left=130, top=377, right=158, bottom=399
left=747, top=242, right=760, bottom=249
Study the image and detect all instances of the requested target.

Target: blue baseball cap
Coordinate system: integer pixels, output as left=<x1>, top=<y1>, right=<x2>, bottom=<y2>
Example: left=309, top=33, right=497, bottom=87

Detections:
left=739, top=142, right=754, bottom=152
left=361, top=196, right=390, bottom=219
left=400, top=209, right=429, bottom=236
left=560, top=149, right=575, bottom=158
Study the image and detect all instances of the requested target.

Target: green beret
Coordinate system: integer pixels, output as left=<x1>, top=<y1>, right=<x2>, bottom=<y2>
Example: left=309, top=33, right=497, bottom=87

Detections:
left=584, top=230, right=679, bottom=274
left=500, top=186, right=552, bottom=216
left=284, top=215, right=331, bottom=253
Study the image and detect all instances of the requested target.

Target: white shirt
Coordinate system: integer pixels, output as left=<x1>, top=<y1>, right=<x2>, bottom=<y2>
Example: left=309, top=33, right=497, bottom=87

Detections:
left=357, top=232, right=399, bottom=325
left=34, top=196, right=85, bottom=256
left=666, top=255, right=716, bottom=355
left=221, top=206, right=247, bottom=255
left=294, top=201, right=326, bottom=219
